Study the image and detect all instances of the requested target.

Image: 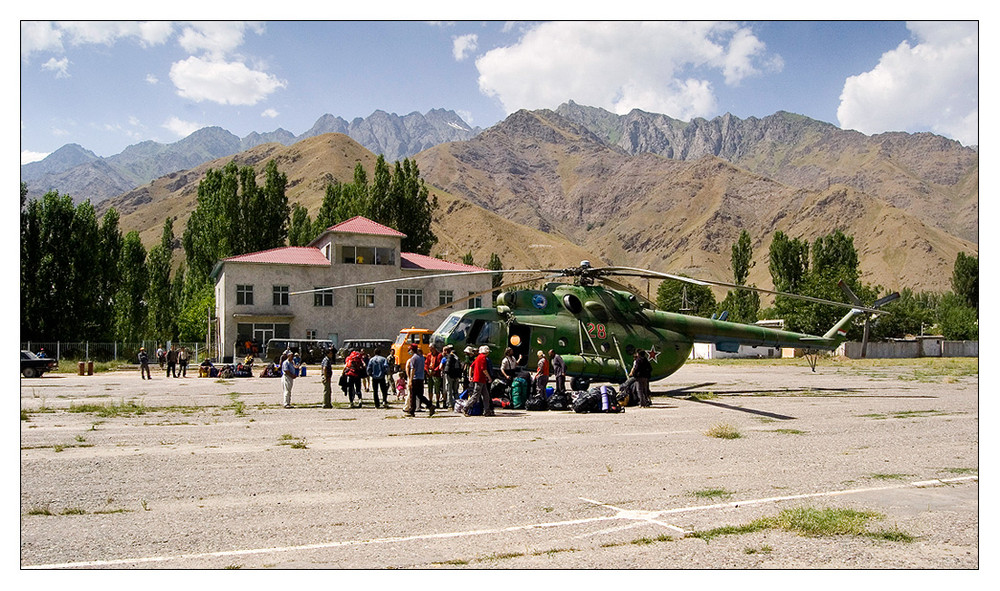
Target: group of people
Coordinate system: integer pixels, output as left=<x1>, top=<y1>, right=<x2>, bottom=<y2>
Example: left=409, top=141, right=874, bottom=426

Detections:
left=136, top=344, right=190, bottom=380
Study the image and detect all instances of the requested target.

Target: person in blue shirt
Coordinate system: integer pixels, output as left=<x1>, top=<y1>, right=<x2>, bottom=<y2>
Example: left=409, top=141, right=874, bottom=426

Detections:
left=367, top=348, right=390, bottom=409
left=403, top=345, right=434, bottom=417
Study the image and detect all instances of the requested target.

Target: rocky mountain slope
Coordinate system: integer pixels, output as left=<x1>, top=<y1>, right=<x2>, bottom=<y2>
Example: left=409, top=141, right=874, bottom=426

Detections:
left=22, top=109, right=480, bottom=204
left=555, top=102, right=979, bottom=243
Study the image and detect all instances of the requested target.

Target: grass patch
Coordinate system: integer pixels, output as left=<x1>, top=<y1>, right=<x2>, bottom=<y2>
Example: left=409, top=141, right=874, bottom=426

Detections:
left=744, top=545, right=773, bottom=555
left=705, top=423, right=742, bottom=439
left=868, top=473, right=911, bottom=481
left=532, top=547, right=580, bottom=556
left=388, top=431, right=472, bottom=436
left=860, top=409, right=949, bottom=420
left=770, top=428, right=806, bottom=435
left=26, top=506, right=53, bottom=516
left=631, top=534, right=674, bottom=545
left=60, top=507, right=87, bottom=515
left=21, top=409, right=29, bottom=422
left=93, top=508, right=132, bottom=515
left=687, top=391, right=717, bottom=400
left=68, top=399, right=147, bottom=417
left=224, top=393, right=246, bottom=416
left=476, top=551, right=524, bottom=562
left=277, top=434, right=307, bottom=449
left=689, top=506, right=915, bottom=543
left=938, top=467, right=977, bottom=475
left=433, top=559, right=470, bottom=566
left=692, top=488, right=733, bottom=500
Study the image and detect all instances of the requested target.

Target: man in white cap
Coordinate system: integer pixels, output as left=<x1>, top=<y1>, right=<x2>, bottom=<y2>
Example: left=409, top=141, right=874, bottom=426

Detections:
left=466, top=345, right=494, bottom=417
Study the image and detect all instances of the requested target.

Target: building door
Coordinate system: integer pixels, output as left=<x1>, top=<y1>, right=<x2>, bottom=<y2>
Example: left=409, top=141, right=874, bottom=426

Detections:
left=254, top=327, right=275, bottom=347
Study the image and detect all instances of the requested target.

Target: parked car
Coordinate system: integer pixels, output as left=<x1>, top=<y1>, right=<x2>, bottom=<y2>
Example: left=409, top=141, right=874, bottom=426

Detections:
left=337, top=339, right=394, bottom=363
left=389, top=328, right=436, bottom=374
left=21, top=350, right=57, bottom=378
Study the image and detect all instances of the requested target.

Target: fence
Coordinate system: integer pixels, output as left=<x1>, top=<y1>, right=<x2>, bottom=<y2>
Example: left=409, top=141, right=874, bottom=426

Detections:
left=20, top=341, right=218, bottom=364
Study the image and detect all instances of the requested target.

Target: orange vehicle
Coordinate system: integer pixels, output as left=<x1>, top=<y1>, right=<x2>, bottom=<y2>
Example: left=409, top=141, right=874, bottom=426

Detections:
left=390, top=327, right=436, bottom=374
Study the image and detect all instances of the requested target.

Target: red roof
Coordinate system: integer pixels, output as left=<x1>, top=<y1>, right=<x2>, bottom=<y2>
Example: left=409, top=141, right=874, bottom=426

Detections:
left=401, top=252, right=486, bottom=272
left=223, top=246, right=330, bottom=266
left=325, top=216, right=406, bottom=237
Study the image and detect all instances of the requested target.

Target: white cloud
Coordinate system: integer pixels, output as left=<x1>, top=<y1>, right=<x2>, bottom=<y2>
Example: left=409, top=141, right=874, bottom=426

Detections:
left=21, top=22, right=63, bottom=58
left=41, top=57, right=70, bottom=78
left=21, top=21, right=174, bottom=58
left=162, top=116, right=203, bottom=138
left=261, top=108, right=279, bottom=118
left=452, top=34, right=478, bottom=61
left=22, top=150, right=50, bottom=165
left=475, top=22, right=777, bottom=120
left=146, top=73, right=159, bottom=84
left=169, top=56, right=286, bottom=105
left=837, top=21, right=978, bottom=146
left=177, top=21, right=264, bottom=59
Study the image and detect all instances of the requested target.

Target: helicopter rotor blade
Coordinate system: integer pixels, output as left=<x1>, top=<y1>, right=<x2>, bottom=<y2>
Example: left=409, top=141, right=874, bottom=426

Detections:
left=598, top=266, right=887, bottom=315
left=288, top=268, right=555, bottom=296
left=416, top=275, right=560, bottom=317
left=597, top=276, right=655, bottom=306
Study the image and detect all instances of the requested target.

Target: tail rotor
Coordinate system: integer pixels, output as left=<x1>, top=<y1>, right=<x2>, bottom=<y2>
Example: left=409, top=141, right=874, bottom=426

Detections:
left=838, top=281, right=900, bottom=357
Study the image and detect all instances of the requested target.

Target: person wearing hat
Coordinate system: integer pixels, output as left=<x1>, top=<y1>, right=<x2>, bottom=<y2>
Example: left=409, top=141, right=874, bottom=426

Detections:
left=462, top=346, right=478, bottom=392
left=404, top=344, right=434, bottom=417
left=465, top=345, right=494, bottom=417
left=137, top=347, right=151, bottom=380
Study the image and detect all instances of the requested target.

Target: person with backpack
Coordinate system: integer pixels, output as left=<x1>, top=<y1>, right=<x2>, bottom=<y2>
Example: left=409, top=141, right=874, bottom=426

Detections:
left=367, top=348, right=390, bottom=409
left=344, top=349, right=366, bottom=408
left=425, top=345, right=443, bottom=409
left=629, top=349, right=653, bottom=407
left=440, top=345, right=462, bottom=409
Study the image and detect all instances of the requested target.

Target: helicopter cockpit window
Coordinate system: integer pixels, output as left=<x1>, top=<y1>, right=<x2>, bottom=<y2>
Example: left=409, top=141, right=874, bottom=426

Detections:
left=448, top=317, right=474, bottom=342
left=436, top=316, right=460, bottom=339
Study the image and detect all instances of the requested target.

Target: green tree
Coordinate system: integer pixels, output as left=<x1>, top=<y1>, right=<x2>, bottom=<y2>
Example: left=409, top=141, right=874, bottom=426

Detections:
left=768, top=231, right=809, bottom=293
left=656, top=278, right=717, bottom=317
left=487, top=253, right=504, bottom=303
left=94, top=208, right=124, bottom=340
left=718, top=230, right=759, bottom=324
left=147, top=219, right=176, bottom=340
left=114, top=231, right=149, bottom=341
left=288, top=203, right=314, bottom=246
left=462, top=251, right=475, bottom=265
left=937, top=292, right=978, bottom=340
left=952, top=252, right=978, bottom=309
left=870, top=288, right=938, bottom=340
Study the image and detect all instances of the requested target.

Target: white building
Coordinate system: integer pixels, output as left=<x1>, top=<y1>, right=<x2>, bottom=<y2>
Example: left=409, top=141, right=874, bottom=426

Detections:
left=211, top=216, right=490, bottom=360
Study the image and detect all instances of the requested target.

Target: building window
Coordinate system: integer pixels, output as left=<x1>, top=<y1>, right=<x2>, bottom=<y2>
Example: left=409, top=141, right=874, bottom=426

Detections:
left=396, top=288, right=423, bottom=308
left=356, top=287, right=375, bottom=308
left=468, top=292, right=483, bottom=308
left=236, top=284, right=254, bottom=306
left=273, top=285, right=289, bottom=306
left=340, top=245, right=396, bottom=265
left=323, top=243, right=332, bottom=261
left=439, top=290, right=454, bottom=307
left=306, top=329, right=317, bottom=340
left=313, top=287, right=334, bottom=307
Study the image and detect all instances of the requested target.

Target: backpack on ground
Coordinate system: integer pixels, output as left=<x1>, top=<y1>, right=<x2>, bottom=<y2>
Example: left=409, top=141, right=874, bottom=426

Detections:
left=525, top=394, right=548, bottom=411
left=511, top=377, right=529, bottom=409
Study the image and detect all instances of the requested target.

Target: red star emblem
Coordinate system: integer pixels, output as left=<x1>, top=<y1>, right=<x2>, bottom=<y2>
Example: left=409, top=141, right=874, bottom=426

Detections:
left=646, top=346, right=660, bottom=363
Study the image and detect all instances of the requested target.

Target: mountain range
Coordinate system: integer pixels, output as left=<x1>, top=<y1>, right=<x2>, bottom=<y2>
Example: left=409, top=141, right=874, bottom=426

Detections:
left=20, top=108, right=480, bottom=203
left=86, top=103, right=978, bottom=296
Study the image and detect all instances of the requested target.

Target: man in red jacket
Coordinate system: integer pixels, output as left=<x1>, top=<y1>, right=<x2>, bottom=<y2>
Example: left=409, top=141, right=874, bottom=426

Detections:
left=466, top=345, right=494, bottom=417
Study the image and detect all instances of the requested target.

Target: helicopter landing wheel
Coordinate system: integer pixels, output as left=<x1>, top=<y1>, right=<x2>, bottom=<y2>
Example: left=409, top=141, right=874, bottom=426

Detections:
left=570, top=376, right=590, bottom=391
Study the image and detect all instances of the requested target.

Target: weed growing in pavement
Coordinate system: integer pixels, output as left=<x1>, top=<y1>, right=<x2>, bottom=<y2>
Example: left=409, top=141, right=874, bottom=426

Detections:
left=689, top=506, right=915, bottom=543
left=770, top=428, right=807, bottom=435
left=68, top=399, right=147, bottom=417
left=631, top=534, right=674, bottom=545
left=692, top=488, right=733, bottom=499
left=744, top=545, right=773, bottom=554
left=60, top=507, right=87, bottom=515
left=476, top=551, right=524, bottom=562
left=532, top=547, right=580, bottom=556
left=140, top=499, right=150, bottom=511
left=859, top=409, right=949, bottom=420
left=277, top=434, right=307, bottom=449
left=868, top=473, right=911, bottom=480
left=21, top=409, right=29, bottom=422
left=433, top=559, right=470, bottom=565
left=706, top=423, right=741, bottom=439
left=938, top=467, right=977, bottom=475
left=26, top=505, right=53, bottom=516
left=687, top=391, right=717, bottom=400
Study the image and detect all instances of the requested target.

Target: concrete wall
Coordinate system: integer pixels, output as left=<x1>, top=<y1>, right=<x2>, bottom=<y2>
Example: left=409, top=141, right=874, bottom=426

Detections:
left=840, top=340, right=978, bottom=359
left=691, top=342, right=782, bottom=360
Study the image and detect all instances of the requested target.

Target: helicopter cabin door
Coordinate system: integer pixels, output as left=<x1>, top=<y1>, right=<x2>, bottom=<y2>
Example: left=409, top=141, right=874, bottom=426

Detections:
left=507, top=323, right=531, bottom=365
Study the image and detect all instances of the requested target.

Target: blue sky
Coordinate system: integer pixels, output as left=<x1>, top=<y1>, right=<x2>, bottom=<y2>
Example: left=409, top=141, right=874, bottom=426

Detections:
left=20, top=19, right=979, bottom=163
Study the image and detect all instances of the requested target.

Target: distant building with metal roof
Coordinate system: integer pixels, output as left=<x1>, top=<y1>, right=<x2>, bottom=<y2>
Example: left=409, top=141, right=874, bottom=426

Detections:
left=212, top=216, right=490, bottom=361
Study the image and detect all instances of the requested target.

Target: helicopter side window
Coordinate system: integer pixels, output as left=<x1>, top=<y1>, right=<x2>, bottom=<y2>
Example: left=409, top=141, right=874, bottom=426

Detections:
left=468, top=319, right=495, bottom=345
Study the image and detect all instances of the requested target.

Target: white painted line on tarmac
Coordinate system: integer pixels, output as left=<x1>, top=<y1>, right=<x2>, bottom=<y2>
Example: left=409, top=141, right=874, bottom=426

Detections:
left=24, top=475, right=976, bottom=569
